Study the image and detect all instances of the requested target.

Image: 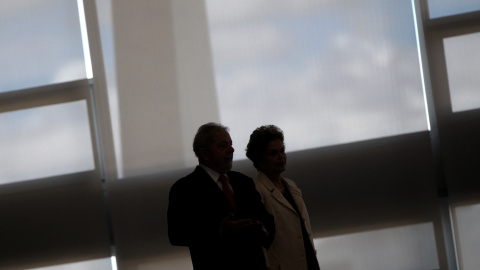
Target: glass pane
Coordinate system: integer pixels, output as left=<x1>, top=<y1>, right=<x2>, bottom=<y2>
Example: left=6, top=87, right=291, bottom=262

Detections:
left=0, top=0, right=86, bottom=93
left=0, top=100, right=95, bottom=185
left=444, top=32, right=480, bottom=113
left=314, top=223, right=439, bottom=270
left=452, top=203, right=480, bottom=270
left=29, top=257, right=113, bottom=270
left=206, top=0, right=427, bottom=158
left=428, top=0, right=480, bottom=19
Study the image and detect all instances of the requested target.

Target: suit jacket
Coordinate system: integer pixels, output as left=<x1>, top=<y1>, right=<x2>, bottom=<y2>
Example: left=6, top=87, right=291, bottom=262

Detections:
left=168, top=166, right=275, bottom=270
left=255, top=172, right=316, bottom=270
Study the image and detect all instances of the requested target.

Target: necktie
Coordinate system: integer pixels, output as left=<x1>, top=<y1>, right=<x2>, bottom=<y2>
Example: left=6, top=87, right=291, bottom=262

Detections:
left=219, top=174, right=237, bottom=212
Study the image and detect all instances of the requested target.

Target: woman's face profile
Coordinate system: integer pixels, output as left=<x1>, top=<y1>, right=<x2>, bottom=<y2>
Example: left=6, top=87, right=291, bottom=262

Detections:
left=259, top=139, right=286, bottom=174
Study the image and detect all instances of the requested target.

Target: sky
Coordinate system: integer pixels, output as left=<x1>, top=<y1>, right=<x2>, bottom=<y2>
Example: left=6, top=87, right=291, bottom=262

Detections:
left=206, top=0, right=428, bottom=159
left=0, top=0, right=86, bottom=93
left=0, top=0, right=92, bottom=184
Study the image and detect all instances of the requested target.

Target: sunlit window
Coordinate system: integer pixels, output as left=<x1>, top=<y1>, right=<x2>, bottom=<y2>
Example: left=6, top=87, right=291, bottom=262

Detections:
left=428, top=0, right=480, bottom=19
left=0, top=0, right=86, bottom=93
left=444, top=32, right=480, bottom=113
left=29, top=257, right=114, bottom=270
left=452, top=203, right=480, bottom=269
left=206, top=0, right=428, bottom=159
left=0, top=100, right=95, bottom=185
left=314, top=223, right=439, bottom=270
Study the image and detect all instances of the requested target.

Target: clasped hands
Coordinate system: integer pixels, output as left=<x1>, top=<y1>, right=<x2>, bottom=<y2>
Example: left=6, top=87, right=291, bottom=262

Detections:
left=220, top=214, right=268, bottom=240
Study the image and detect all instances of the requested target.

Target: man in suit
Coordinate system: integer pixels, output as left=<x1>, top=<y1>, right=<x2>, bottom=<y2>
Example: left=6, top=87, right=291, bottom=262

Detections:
left=168, top=122, right=275, bottom=270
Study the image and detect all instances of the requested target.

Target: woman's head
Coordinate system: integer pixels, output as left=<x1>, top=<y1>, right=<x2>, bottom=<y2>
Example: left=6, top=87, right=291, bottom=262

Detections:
left=246, top=125, right=286, bottom=173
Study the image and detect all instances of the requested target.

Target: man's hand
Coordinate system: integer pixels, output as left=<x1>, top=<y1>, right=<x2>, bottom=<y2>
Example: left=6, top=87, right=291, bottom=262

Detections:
left=252, top=219, right=269, bottom=240
left=220, top=214, right=255, bottom=234
left=220, top=214, right=268, bottom=240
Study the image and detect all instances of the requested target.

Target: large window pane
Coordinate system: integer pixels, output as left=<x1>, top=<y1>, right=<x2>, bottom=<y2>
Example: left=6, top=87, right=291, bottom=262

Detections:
left=444, top=32, right=480, bottom=113
left=206, top=0, right=427, bottom=158
left=0, top=0, right=86, bottom=93
left=30, top=257, right=114, bottom=270
left=452, top=203, right=480, bottom=270
left=314, top=223, right=439, bottom=270
left=428, top=0, right=480, bottom=19
left=0, top=100, right=95, bottom=185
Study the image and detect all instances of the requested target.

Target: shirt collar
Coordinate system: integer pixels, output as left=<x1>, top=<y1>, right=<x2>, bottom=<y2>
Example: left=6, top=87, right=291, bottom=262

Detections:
left=199, top=164, right=226, bottom=183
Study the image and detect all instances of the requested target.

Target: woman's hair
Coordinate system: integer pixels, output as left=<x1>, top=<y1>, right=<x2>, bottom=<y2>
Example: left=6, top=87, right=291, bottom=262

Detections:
left=193, top=122, right=229, bottom=158
left=246, top=125, right=284, bottom=171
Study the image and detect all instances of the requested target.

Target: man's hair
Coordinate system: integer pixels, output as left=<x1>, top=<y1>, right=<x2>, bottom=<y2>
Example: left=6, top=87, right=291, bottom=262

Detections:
left=245, top=125, right=284, bottom=170
left=193, top=122, right=229, bottom=157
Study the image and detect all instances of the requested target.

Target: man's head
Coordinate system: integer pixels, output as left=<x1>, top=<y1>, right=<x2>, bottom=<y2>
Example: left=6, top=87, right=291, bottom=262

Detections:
left=193, top=122, right=234, bottom=174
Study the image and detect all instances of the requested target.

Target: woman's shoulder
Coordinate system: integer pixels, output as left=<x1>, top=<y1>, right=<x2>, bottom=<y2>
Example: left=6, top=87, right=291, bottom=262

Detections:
left=282, top=177, right=298, bottom=187
left=254, top=173, right=275, bottom=192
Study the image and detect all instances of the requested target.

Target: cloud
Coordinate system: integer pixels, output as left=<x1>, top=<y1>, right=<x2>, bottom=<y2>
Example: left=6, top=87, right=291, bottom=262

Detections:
left=0, top=101, right=95, bottom=184
left=207, top=1, right=430, bottom=155
left=0, top=0, right=50, bottom=17
left=52, top=59, right=87, bottom=83
left=0, top=0, right=85, bottom=92
left=210, top=23, right=290, bottom=69
left=206, top=0, right=341, bottom=27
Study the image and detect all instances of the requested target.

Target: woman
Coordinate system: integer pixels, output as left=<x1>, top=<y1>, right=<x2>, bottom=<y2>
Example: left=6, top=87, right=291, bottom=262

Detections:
left=246, top=125, right=320, bottom=270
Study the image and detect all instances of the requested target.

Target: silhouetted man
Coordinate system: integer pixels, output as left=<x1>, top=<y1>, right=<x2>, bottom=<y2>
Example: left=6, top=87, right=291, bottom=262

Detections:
left=168, top=122, right=275, bottom=270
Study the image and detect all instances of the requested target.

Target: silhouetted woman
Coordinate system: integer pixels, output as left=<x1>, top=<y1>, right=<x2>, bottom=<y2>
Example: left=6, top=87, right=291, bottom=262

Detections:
left=246, top=125, right=320, bottom=270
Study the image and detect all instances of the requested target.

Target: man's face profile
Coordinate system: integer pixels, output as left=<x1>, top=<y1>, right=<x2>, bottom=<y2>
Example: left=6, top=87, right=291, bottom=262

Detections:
left=203, top=130, right=234, bottom=174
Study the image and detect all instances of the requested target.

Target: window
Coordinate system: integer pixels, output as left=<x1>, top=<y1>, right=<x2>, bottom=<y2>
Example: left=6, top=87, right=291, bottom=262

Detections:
left=452, top=203, right=480, bottom=269
left=30, top=257, right=114, bottom=270
left=314, top=223, right=439, bottom=270
left=0, top=0, right=86, bottom=93
left=428, top=0, right=480, bottom=19
left=444, top=32, right=480, bottom=112
left=0, top=100, right=95, bottom=185
left=206, top=0, right=428, bottom=158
